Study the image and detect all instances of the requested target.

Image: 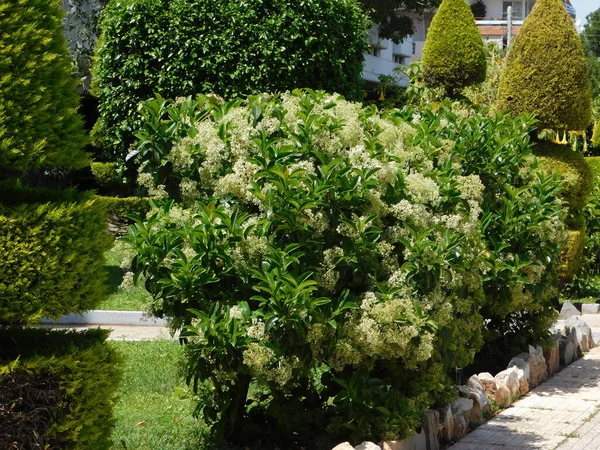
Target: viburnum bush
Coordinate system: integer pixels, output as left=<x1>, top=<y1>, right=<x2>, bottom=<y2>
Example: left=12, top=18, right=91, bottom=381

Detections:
left=124, top=90, right=566, bottom=445
left=403, top=103, right=566, bottom=363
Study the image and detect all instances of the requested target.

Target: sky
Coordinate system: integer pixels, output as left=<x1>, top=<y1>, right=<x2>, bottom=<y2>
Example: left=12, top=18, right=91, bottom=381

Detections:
left=570, top=0, right=599, bottom=29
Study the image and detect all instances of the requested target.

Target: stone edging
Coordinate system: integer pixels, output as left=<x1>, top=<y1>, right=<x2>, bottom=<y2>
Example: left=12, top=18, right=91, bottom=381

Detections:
left=331, top=301, right=598, bottom=450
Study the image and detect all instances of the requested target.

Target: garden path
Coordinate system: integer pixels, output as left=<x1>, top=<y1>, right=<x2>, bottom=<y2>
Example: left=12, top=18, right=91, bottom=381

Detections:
left=448, top=345, right=600, bottom=450
left=36, top=323, right=169, bottom=340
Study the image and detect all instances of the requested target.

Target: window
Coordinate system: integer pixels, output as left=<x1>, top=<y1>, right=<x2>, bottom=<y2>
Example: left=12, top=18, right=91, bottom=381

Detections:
left=393, top=55, right=406, bottom=65
left=370, top=46, right=381, bottom=57
left=503, top=1, right=523, bottom=19
left=412, top=43, right=416, bottom=55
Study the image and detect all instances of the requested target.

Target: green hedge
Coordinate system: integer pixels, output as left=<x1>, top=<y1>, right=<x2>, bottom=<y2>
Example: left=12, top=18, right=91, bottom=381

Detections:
left=559, top=228, right=585, bottom=281
left=0, top=0, right=89, bottom=171
left=497, top=0, right=591, bottom=131
left=0, top=328, right=121, bottom=449
left=421, top=0, right=487, bottom=94
left=0, top=187, right=111, bottom=323
left=91, top=161, right=122, bottom=189
left=533, top=141, right=593, bottom=214
left=92, top=0, right=368, bottom=162
left=95, top=195, right=151, bottom=219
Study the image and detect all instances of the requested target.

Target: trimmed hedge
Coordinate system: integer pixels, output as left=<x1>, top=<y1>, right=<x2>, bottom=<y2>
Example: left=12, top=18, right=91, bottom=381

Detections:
left=95, top=195, right=151, bottom=219
left=92, top=0, right=369, bottom=162
left=533, top=141, right=593, bottom=214
left=559, top=228, right=585, bottom=281
left=497, top=0, right=591, bottom=131
left=0, top=328, right=121, bottom=450
left=91, top=161, right=122, bottom=189
left=0, top=0, right=89, bottom=171
left=0, top=186, right=112, bottom=323
left=421, top=0, right=487, bottom=94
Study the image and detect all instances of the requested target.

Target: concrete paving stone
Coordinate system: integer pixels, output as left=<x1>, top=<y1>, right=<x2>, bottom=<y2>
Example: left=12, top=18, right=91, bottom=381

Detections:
left=34, top=323, right=173, bottom=340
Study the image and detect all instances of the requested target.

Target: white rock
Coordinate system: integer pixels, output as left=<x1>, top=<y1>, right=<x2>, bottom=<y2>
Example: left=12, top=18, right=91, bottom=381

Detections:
left=559, top=301, right=581, bottom=320
left=332, top=443, right=354, bottom=450
left=495, top=382, right=511, bottom=408
left=495, top=367, right=520, bottom=397
left=423, top=409, right=440, bottom=450
left=436, top=404, right=454, bottom=442
left=355, top=442, right=381, bottom=450
left=544, top=340, right=560, bottom=376
left=467, top=374, right=484, bottom=393
left=380, top=430, right=427, bottom=450
left=566, top=316, right=594, bottom=352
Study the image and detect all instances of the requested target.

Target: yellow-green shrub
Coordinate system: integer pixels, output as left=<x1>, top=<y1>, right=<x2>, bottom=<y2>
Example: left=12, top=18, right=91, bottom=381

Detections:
left=559, top=228, right=585, bottom=281
left=534, top=141, right=593, bottom=214
left=0, top=0, right=89, bottom=171
left=421, top=0, right=487, bottom=95
left=95, top=195, right=151, bottom=219
left=90, top=162, right=122, bottom=188
left=0, top=328, right=121, bottom=450
left=0, top=186, right=112, bottom=323
left=497, top=0, right=591, bottom=131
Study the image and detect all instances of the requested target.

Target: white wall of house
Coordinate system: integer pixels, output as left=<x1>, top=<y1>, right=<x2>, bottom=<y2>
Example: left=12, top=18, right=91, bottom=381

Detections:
left=362, top=25, right=413, bottom=87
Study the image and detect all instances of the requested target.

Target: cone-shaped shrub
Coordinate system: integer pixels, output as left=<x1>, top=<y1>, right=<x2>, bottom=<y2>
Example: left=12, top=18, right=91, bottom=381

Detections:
left=497, top=0, right=592, bottom=131
left=421, top=0, right=487, bottom=95
left=0, top=0, right=89, bottom=171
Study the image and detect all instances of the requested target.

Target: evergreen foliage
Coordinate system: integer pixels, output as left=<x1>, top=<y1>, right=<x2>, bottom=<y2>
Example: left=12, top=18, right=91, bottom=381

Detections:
left=0, top=0, right=89, bottom=172
left=497, top=0, right=592, bottom=131
left=0, top=328, right=121, bottom=449
left=0, top=186, right=111, bottom=323
left=534, top=141, right=593, bottom=216
left=582, top=8, right=600, bottom=58
left=125, top=90, right=565, bottom=445
left=421, top=0, right=487, bottom=94
left=92, top=0, right=368, bottom=162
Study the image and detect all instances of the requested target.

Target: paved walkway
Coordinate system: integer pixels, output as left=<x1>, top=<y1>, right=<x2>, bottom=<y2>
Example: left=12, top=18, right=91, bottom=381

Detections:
left=35, top=324, right=171, bottom=341
left=448, top=346, right=600, bottom=450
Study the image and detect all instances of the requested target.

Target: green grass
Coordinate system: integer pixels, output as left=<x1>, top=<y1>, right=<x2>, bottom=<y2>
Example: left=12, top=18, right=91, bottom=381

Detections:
left=109, top=340, right=208, bottom=450
left=97, top=241, right=152, bottom=311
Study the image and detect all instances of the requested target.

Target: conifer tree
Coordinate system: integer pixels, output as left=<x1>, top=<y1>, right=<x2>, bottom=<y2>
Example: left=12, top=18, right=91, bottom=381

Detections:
left=497, top=0, right=591, bottom=131
left=0, top=0, right=89, bottom=172
left=421, top=0, right=487, bottom=96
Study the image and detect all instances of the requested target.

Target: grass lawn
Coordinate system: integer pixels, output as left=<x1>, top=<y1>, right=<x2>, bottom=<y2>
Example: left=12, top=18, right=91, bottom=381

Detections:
left=97, top=241, right=152, bottom=311
left=109, top=340, right=208, bottom=449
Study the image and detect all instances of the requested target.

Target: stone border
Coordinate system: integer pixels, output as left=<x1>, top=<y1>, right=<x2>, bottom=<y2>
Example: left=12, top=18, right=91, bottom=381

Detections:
left=331, top=302, right=597, bottom=450
left=41, top=310, right=168, bottom=327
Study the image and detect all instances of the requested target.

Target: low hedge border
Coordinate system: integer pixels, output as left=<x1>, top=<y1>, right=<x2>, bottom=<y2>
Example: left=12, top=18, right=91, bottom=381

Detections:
left=0, top=327, right=122, bottom=449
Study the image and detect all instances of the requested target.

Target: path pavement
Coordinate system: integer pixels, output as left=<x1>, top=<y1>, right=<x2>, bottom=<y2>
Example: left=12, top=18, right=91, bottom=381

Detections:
left=35, top=323, right=171, bottom=340
left=448, top=346, right=600, bottom=450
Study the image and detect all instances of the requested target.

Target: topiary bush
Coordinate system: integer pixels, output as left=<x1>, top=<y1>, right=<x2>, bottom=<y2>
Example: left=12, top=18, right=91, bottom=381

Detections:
left=497, top=0, right=592, bottom=132
left=533, top=141, right=593, bottom=217
left=124, top=90, right=566, bottom=445
left=421, top=0, right=487, bottom=96
left=0, top=328, right=121, bottom=450
left=91, top=161, right=123, bottom=189
left=0, top=184, right=111, bottom=324
left=0, top=0, right=89, bottom=173
left=563, top=156, right=600, bottom=297
left=92, top=0, right=369, bottom=163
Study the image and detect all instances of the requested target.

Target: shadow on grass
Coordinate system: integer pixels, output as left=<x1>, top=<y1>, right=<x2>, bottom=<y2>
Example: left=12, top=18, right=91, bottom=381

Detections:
left=106, top=265, right=123, bottom=295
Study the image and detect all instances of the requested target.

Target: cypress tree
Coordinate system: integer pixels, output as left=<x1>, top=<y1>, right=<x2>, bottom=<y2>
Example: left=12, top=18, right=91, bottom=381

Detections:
left=497, top=0, right=591, bottom=131
left=0, top=0, right=89, bottom=172
left=421, top=0, right=487, bottom=96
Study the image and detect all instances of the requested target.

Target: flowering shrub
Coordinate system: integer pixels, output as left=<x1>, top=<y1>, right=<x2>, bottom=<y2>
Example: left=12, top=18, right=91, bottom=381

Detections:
left=92, top=0, right=368, bottom=162
left=403, top=103, right=566, bottom=363
left=125, top=90, right=566, bottom=444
